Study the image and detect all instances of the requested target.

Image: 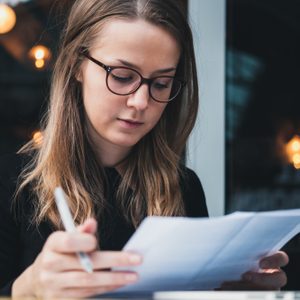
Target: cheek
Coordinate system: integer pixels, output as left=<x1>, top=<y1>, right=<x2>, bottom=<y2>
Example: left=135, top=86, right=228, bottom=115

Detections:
left=82, top=74, right=105, bottom=106
left=82, top=79, right=119, bottom=120
left=148, top=105, right=167, bottom=128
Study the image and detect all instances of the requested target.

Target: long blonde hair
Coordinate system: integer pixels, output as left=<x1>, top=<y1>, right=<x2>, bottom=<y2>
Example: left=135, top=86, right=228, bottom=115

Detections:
left=18, top=0, right=199, bottom=228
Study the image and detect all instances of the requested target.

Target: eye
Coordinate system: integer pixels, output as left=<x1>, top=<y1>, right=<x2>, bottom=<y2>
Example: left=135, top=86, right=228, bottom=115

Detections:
left=111, top=74, right=133, bottom=83
left=153, top=78, right=173, bottom=90
left=110, top=69, right=137, bottom=84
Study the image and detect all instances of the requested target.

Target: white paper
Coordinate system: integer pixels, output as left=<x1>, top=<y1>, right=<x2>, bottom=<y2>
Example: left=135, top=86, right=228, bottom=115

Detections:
left=111, top=209, right=300, bottom=293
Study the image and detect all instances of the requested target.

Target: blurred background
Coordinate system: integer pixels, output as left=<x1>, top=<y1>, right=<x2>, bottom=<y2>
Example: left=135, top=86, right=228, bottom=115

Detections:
left=0, top=0, right=300, bottom=290
left=226, top=0, right=300, bottom=290
left=226, top=0, right=300, bottom=217
left=0, top=0, right=73, bottom=154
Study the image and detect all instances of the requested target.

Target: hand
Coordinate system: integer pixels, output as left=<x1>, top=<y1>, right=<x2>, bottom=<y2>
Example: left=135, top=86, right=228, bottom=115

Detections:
left=12, top=218, right=142, bottom=298
left=219, top=251, right=289, bottom=290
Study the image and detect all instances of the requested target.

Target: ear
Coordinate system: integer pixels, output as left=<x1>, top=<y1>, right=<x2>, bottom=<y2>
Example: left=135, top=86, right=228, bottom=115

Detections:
left=75, top=69, right=83, bottom=82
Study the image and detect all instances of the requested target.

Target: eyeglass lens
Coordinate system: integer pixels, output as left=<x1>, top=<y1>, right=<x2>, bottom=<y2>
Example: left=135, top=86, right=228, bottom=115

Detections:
left=108, top=68, right=181, bottom=102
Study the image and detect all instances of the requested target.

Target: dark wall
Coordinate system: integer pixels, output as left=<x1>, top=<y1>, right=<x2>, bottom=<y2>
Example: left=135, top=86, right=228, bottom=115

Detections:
left=226, top=0, right=300, bottom=290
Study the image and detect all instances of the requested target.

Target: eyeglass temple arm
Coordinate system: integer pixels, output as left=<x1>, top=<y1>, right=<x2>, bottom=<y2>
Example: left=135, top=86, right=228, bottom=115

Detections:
left=80, top=52, right=109, bottom=71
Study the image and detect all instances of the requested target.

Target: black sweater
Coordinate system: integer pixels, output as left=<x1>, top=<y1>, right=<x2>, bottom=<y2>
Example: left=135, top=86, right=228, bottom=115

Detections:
left=0, top=153, right=208, bottom=295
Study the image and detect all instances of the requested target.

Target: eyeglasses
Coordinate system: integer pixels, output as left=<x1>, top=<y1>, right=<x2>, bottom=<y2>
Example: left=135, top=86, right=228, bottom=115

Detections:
left=81, top=53, right=184, bottom=103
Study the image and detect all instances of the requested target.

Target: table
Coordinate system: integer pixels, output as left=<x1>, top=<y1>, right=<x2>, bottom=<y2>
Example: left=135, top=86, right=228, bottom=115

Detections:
left=154, top=291, right=300, bottom=300
left=92, top=291, right=300, bottom=299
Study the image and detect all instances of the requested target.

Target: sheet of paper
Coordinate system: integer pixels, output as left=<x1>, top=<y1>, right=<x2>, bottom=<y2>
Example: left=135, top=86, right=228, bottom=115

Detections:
left=110, top=209, right=300, bottom=294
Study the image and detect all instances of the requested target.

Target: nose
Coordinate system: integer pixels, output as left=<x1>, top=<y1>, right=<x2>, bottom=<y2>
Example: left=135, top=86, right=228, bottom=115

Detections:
left=126, top=83, right=150, bottom=111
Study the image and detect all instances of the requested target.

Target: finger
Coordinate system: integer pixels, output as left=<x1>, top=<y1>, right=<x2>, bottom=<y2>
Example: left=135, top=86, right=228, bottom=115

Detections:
left=38, top=251, right=79, bottom=272
left=45, top=231, right=97, bottom=253
left=242, top=269, right=287, bottom=289
left=56, top=270, right=138, bottom=288
left=260, top=251, right=289, bottom=269
left=91, top=251, right=142, bottom=269
left=60, top=284, right=125, bottom=298
left=40, top=251, right=142, bottom=272
left=77, top=218, right=98, bottom=235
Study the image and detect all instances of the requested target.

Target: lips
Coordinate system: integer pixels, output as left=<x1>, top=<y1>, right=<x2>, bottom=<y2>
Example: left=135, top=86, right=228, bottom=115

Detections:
left=117, top=118, right=144, bottom=129
left=118, top=118, right=144, bottom=125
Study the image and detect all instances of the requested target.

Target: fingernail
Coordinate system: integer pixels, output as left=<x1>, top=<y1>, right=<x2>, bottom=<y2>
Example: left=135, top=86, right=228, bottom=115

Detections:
left=126, top=274, right=138, bottom=282
left=129, top=254, right=142, bottom=264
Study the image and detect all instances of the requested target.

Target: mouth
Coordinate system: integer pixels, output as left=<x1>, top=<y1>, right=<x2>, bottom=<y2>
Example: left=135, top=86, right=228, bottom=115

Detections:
left=117, top=118, right=144, bottom=128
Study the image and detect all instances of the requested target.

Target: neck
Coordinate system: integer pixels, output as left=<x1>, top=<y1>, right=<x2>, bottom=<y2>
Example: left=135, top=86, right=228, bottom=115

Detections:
left=97, top=144, right=130, bottom=168
left=86, top=122, right=131, bottom=168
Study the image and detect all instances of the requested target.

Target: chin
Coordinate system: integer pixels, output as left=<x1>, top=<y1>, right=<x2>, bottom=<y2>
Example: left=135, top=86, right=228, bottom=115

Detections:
left=111, top=136, right=141, bottom=148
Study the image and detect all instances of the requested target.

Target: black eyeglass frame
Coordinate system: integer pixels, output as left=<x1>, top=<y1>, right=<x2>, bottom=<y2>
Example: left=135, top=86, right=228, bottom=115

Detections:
left=81, top=52, right=185, bottom=103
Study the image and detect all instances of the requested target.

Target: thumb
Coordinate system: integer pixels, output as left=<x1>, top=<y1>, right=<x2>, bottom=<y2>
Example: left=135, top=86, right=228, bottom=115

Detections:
left=77, top=217, right=98, bottom=235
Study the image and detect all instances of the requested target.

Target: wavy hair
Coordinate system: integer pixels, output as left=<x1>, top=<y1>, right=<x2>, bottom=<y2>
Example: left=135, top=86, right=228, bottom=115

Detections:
left=18, top=0, right=199, bottom=228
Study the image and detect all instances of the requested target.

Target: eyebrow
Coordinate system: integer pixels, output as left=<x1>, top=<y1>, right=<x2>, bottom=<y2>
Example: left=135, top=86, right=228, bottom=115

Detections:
left=116, top=59, right=177, bottom=74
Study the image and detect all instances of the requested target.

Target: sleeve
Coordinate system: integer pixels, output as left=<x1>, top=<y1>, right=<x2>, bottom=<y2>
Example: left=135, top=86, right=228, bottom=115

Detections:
left=0, top=155, right=22, bottom=295
left=180, top=167, right=209, bottom=218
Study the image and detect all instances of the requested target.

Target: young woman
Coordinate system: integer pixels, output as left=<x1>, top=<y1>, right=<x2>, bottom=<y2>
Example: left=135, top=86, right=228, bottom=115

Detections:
left=0, top=0, right=288, bottom=298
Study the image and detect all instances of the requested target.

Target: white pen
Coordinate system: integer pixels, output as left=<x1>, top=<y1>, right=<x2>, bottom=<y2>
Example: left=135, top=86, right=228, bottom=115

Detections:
left=54, top=187, right=93, bottom=273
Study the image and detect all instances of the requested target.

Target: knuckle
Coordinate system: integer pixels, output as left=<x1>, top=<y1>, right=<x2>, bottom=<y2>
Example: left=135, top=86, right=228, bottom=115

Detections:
left=38, top=271, right=53, bottom=286
left=63, top=234, right=76, bottom=249
left=46, top=231, right=65, bottom=250
left=110, top=274, right=124, bottom=285
left=45, top=232, right=60, bottom=246
left=40, top=253, right=57, bottom=270
left=76, top=272, right=92, bottom=287
left=116, top=254, right=129, bottom=265
left=117, top=253, right=132, bottom=265
left=118, top=273, right=132, bottom=284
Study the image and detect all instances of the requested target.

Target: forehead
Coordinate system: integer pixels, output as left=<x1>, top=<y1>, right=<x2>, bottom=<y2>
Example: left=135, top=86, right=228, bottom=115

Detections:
left=90, top=18, right=181, bottom=70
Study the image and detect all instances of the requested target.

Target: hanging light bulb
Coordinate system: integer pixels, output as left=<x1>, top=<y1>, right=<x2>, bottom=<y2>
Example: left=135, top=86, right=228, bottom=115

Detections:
left=0, top=3, right=16, bottom=34
left=28, top=45, right=52, bottom=70
left=286, top=135, right=300, bottom=169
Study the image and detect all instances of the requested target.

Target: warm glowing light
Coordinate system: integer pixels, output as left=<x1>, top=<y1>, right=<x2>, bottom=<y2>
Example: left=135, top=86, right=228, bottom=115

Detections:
left=32, top=131, right=43, bottom=146
left=293, top=153, right=300, bottom=164
left=0, top=4, right=16, bottom=34
left=35, top=49, right=45, bottom=60
left=35, top=59, right=45, bottom=69
left=291, top=140, right=300, bottom=152
left=28, top=45, right=51, bottom=69
left=286, top=135, right=300, bottom=170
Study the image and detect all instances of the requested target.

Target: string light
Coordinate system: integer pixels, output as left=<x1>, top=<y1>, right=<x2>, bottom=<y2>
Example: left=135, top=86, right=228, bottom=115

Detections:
left=0, top=3, right=16, bottom=34
left=32, top=130, right=43, bottom=146
left=286, top=135, right=300, bottom=169
left=28, top=45, right=51, bottom=69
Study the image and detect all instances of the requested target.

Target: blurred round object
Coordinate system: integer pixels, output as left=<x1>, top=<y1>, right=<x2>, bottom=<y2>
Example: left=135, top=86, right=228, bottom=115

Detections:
left=28, top=45, right=52, bottom=69
left=0, top=4, right=17, bottom=34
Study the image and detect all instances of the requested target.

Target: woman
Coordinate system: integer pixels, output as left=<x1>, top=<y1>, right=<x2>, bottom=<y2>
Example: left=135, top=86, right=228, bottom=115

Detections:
left=0, top=0, right=288, bottom=298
